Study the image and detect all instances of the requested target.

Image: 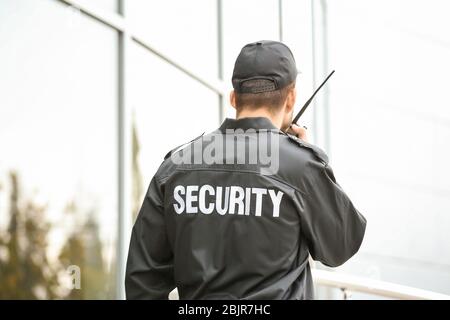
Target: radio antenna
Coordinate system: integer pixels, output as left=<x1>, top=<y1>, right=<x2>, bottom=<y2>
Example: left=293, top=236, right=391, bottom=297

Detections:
left=292, top=70, right=335, bottom=124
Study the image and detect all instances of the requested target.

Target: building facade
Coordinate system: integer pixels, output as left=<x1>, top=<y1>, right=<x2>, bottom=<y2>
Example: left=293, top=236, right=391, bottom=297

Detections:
left=0, top=0, right=449, bottom=299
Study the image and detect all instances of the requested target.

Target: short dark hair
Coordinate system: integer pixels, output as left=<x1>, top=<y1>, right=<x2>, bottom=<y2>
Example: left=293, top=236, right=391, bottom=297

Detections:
left=235, top=80, right=295, bottom=113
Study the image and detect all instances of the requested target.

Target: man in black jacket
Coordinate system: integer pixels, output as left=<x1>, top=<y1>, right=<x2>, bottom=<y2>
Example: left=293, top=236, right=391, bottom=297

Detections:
left=125, top=40, right=367, bottom=300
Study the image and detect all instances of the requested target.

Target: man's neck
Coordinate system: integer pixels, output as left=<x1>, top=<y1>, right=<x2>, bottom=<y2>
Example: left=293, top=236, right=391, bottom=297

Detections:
left=236, top=108, right=283, bottom=129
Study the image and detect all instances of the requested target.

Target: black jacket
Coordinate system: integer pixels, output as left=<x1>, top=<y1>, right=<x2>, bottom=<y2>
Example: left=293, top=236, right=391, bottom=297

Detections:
left=125, top=117, right=367, bottom=299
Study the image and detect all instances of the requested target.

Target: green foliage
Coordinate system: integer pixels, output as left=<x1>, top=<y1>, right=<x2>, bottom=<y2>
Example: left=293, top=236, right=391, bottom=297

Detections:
left=0, top=171, right=116, bottom=299
left=0, top=172, right=59, bottom=299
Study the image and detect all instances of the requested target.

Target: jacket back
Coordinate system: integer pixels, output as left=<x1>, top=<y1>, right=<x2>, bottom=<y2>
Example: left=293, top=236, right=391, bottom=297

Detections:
left=125, top=117, right=367, bottom=300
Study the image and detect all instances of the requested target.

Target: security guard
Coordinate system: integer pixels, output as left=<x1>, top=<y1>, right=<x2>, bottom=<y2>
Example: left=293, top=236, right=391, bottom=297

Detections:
left=125, top=40, right=367, bottom=300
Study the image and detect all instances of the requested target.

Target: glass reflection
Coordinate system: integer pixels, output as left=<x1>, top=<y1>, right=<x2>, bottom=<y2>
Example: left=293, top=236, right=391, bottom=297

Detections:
left=0, top=0, right=118, bottom=299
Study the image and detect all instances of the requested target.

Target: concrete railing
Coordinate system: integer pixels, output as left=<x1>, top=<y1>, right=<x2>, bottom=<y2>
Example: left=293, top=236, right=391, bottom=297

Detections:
left=312, top=269, right=450, bottom=300
left=169, top=269, right=450, bottom=300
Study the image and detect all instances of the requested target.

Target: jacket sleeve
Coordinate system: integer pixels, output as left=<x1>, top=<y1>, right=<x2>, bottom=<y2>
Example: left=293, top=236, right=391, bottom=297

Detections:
left=125, top=176, right=175, bottom=299
left=299, top=159, right=367, bottom=267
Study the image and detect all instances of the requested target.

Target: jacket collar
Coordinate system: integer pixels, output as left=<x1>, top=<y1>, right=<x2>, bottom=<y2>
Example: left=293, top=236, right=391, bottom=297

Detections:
left=218, top=117, right=279, bottom=132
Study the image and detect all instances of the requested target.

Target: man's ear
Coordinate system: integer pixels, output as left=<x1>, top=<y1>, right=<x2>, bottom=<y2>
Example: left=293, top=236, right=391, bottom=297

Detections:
left=285, top=87, right=297, bottom=113
left=230, top=90, right=237, bottom=110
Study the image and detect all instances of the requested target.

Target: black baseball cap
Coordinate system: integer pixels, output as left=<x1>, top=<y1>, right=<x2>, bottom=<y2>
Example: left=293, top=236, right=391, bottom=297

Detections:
left=232, top=40, right=298, bottom=94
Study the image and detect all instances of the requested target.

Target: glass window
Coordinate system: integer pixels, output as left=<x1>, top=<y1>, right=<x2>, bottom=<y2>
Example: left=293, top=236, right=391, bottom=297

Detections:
left=74, top=0, right=118, bottom=13
left=126, top=0, right=218, bottom=80
left=222, top=0, right=281, bottom=118
left=325, top=0, right=450, bottom=295
left=0, top=0, right=118, bottom=299
left=129, top=41, right=219, bottom=218
left=280, top=0, right=316, bottom=132
left=222, top=0, right=280, bottom=79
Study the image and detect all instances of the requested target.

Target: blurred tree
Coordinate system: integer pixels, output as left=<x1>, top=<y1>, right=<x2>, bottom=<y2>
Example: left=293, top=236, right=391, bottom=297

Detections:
left=58, top=214, right=112, bottom=299
left=0, top=172, right=117, bottom=299
left=0, top=172, right=59, bottom=299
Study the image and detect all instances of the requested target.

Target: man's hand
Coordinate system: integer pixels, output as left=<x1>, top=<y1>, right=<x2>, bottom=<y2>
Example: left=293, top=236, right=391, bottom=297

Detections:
left=288, top=124, right=309, bottom=142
